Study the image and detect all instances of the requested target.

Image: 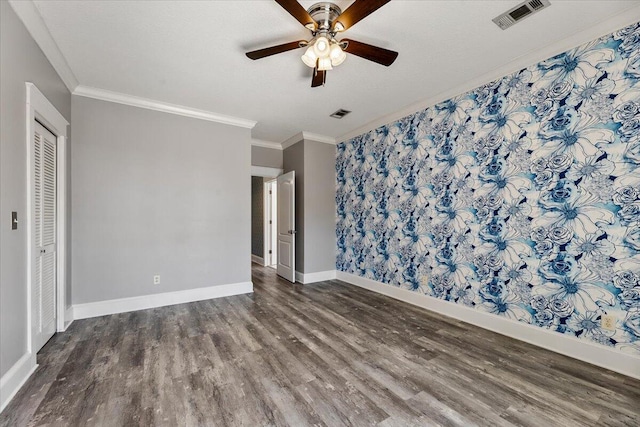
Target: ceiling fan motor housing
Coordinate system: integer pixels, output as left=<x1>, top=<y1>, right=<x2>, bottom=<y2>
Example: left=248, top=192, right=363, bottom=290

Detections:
left=307, top=2, right=342, bottom=32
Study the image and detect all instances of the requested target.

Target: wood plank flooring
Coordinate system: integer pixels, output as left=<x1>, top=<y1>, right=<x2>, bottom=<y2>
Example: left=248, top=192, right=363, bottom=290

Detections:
left=2, top=264, right=639, bottom=426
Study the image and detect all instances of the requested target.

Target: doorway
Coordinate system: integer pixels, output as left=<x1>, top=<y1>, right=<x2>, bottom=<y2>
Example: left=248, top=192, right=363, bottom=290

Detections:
left=250, top=170, right=280, bottom=269
left=250, top=166, right=295, bottom=282
left=26, top=83, right=69, bottom=354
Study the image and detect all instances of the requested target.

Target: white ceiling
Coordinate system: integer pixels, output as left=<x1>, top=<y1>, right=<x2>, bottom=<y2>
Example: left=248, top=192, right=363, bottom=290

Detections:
left=30, top=0, right=640, bottom=143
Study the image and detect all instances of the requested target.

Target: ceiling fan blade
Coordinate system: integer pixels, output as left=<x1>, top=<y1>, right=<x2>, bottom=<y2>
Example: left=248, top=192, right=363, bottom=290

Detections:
left=275, top=0, right=317, bottom=30
left=311, top=68, right=326, bottom=87
left=342, top=39, right=398, bottom=66
left=332, top=0, right=391, bottom=32
left=246, top=40, right=307, bottom=60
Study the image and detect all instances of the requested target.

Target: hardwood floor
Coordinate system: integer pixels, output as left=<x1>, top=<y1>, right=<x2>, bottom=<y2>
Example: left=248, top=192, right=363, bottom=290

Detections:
left=2, top=264, right=639, bottom=426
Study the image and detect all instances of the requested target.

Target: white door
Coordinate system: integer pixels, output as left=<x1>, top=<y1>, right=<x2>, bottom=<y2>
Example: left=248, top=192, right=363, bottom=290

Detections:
left=277, top=171, right=295, bottom=282
left=32, top=120, right=57, bottom=352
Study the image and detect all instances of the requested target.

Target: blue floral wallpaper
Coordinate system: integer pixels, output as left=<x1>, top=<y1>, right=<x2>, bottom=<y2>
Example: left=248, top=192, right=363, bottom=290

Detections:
left=336, top=22, right=640, bottom=355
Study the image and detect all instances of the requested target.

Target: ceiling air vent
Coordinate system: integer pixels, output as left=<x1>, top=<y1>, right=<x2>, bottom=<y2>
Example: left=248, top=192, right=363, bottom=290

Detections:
left=492, top=0, right=551, bottom=30
left=330, top=109, right=351, bottom=119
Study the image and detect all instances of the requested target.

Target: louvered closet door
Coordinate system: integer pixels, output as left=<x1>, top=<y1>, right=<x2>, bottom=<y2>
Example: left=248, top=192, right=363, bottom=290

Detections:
left=33, top=120, right=57, bottom=352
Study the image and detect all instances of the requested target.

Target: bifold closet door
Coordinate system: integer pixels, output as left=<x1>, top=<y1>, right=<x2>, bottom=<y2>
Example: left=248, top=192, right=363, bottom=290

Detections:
left=33, top=120, right=57, bottom=352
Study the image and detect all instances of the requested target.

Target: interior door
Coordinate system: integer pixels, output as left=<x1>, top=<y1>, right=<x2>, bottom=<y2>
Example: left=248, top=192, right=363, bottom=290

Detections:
left=277, top=171, right=295, bottom=282
left=33, top=120, right=57, bottom=351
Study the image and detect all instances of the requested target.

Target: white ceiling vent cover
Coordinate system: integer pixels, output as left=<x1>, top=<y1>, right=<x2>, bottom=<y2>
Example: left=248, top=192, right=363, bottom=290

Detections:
left=492, top=0, right=551, bottom=30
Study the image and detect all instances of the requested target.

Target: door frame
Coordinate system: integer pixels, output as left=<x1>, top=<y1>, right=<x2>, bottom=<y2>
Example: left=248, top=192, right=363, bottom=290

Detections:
left=263, top=179, right=277, bottom=267
left=251, top=165, right=282, bottom=267
left=25, top=82, right=69, bottom=354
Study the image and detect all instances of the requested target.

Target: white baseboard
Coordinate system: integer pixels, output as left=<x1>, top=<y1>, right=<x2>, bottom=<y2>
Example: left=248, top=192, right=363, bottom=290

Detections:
left=0, top=352, right=37, bottom=413
left=251, top=254, right=265, bottom=266
left=295, top=270, right=337, bottom=284
left=63, top=306, right=74, bottom=331
left=336, top=271, right=640, bottom=380
left=73, top=281, right=253, bottom=320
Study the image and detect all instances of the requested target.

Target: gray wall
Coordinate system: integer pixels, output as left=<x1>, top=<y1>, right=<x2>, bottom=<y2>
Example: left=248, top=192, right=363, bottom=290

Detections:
left=251, top=176, right=264, bottom=258
left=251, top=146, right=283, bottom=169
left=71, top=96, right=251, bottom=304
left=283, top=139, right=336, bottom=275
left=303, top=141, right=336, bottom=273
left=0, top=0, right=72, bottom=377
left=283, top=140, right=305, bottom=272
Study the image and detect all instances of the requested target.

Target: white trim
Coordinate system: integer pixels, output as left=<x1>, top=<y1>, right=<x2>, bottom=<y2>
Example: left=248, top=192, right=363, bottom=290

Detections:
left=281, top=131, right=337, bottom=150
left=337, top=5, right=640, bottom=143
left=8, top=0, right=79, bottom=92
left=336, top=271, right=640, bottom=380
left=295, top=270, right=337, bottom=284
left=72, top=282, right=253, bottom=320
left=251, top=138, right=283, bottom=150
left=266, top=180, right=277, bottom=267
left=55, top=126, right=67, bottom=333
left=281, top=132, right=304, bottom=150
left=73, top=86, right=257, bottom=129
left=26, top=83, right=69, bottom=129
left=251, top=166, right=283, bottom=178
left=263, top=181, right=270, bottom=267
left=251, top=254, right=265, bottom=266
left=0, top=352, right=37, bottom=413
left=25, top=83, right=69, bottom=358
left=301, top=131, right=336, bottom=145
left=63, top=306, right=74, bottom=331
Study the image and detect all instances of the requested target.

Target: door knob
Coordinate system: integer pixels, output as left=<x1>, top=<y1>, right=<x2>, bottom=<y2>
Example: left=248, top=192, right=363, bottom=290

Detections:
left=288, top=230, right=297, bottom=234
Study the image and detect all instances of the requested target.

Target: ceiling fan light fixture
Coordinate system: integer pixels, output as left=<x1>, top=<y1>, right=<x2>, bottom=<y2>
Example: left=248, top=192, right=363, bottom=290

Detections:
left=313, top=35, right=331, bottom=57
left=318, top=57, right=333, bottom=71
left=329, top=42, right=346, bottom=66
left=248, top=0, right=398, bottom=87
left=301, top=46, right=318, bottom=68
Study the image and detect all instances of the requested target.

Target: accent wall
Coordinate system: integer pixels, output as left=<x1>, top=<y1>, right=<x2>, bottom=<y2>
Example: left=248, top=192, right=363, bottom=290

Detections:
left=336, top=22, right=640, bottom=356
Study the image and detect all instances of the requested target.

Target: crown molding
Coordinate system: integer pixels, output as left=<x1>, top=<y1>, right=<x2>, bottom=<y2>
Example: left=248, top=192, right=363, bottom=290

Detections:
left=9, top=0, right=79, bottom=92
left=337, top=4, right=640, bottom=143
left=281, top=131, right=336, bottom=150
left=281, top=132, right=305, bottom=150
left=301, top=131, right=336, bottom=145
left=10, top=0, right=256, bottom=129
left=251, top=139, right=283, bottom=150
left=73, top=86, right=257, bottom=129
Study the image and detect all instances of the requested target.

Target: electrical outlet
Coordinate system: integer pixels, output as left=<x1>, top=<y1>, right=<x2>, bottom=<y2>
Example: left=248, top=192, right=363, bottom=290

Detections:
left=153, top=275, right=161, bottom=285
left=601, top=314, right=616, bottom=331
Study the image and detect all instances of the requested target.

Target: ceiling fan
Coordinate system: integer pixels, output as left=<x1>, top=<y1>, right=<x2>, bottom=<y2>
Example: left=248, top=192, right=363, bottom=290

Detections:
left=246, top=0, right=398, bottom=87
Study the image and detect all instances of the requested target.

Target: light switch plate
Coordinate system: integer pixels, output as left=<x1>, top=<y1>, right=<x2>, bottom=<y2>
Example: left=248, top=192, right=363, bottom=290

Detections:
left=12, top=212, right=18, bottom=230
